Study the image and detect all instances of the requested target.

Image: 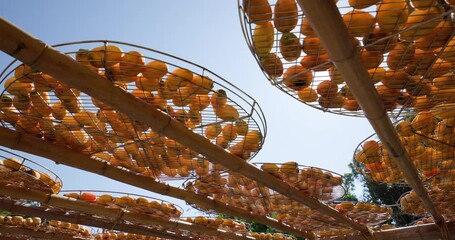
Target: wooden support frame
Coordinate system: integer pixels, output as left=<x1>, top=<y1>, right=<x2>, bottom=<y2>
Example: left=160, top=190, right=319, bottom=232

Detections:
left=322, top=221, right=455, bottom=240
left=0, top=197, right=186, bottom=240
left=0, top=17, right=368, bottom=234
left=0, top=126, right=312, bottom=239
left=0, top=224, right=79, bottom=240
left=295, top=0, right=447, bottom=238
left=0, top=185, right=253, bottom=240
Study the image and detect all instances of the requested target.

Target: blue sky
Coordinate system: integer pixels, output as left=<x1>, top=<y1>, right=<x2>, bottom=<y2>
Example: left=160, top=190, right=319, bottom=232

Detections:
left=0, top=1, right=375, bottom=215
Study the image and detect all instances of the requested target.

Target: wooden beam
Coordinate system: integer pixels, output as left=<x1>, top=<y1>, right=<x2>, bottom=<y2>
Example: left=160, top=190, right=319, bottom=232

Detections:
left=0, top=185, right=253, bottom=240
left=0, top=17, right=367, bottom=234
left=0, top=126, right=312, bottom=239
left=0, top=197, right=184, bottom=240
left=295, top=0, right=446, bottom=234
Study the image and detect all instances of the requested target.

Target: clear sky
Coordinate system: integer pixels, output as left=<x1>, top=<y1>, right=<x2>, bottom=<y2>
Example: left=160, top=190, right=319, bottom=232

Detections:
left=0, top=0, right=375, bottom=216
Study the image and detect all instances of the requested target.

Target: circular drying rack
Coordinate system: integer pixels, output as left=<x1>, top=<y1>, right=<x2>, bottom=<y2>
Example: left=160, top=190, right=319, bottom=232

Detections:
left=0, top=40, right=267, bottom=181
left=59, top=189, right=184, bottom=219
left=0, top=147, right=62, bottom=194
left=182, top=163, right=345, bottom=218
left=353, top=112, right=454, bottom=185
left=238, top=0, right=455, bottom=118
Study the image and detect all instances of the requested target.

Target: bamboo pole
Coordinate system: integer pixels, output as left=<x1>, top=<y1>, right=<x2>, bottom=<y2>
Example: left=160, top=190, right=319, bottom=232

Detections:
left=0, top=17, right=367, bottom=234
left=0, top=225, right=79, bottom=240
left=295, top=0, right=446, bottom=232
left=0, top=127, right=312, bottom=239
left=0, top=198, right=185, bottom=240
left=0, top=185, right=253, bottom=240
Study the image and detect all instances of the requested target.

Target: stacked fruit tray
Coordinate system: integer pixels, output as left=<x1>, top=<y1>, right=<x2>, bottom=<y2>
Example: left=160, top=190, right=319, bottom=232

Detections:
left=329, top=202, right=393, bottom=226
left=61, top=190, right=183, bottom=219
left=0, top=215, right=91, bottom=239
left=0, top=40, right=266, bottom=180
left=184, top=162, right=344, bottom=215
left=400, top=186, right=455, bottom=220
left=0, top=196, right=196, bottom=240
left=185, top=163, right=391, bottom=235
left=94, top=231, right=166, bottom=240
left=256, top=162, right=345, bottom=201
left=250, top=232, right=295, bottom=240
left=0, top=148, right=62, bottom=193
left=275, top=201, right=392, bottom=235
left=354, top=108, right=455, bottom=185
left=183, top=216, right=248, bottom=235
left=239, top=0, right=455, bottom=117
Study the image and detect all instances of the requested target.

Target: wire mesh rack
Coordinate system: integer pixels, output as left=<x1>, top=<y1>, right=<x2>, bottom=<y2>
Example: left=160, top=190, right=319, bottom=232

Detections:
left=182, top=164, right=389, bottom=234
left=182, top=163, right=345, bottom=216
left=274, top=201, right=392, bottom=237
left=238, top=0, right=455, bottom=118
left=0, top=147, right=62, bottom=194
left=399, top=186, right=455, bottom=221
left=0, top=40, right=267, bottom=181
left=249, top=232, right=296, bottom=240
left=0, top=214, right=92, bottom=239
left=88, top=220, right=194, bottom=240
left=93, top=231, right=170, bottom=240
left=59, top=190, right=183, bottom=220
left=125, top=215, right=246, bottom=240
left=254, top=162, right=345, bottom=201
left=353, top=110, right=455, bottom=185
left=182, top=216, right=248, bottom=236
left=0, top=195, right=192, bottom=240
left=408, top=216, right=435, bottom=226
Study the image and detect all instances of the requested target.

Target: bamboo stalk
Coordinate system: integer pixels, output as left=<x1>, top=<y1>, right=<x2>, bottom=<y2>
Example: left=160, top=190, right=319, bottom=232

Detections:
left=0, top=197, right=185, bottom=240
left=0, top=224, right=79, bottom=240
left=0, top=126, right=313, bottom=239
left=296, top=0, right=446, bottom=232
left=0, top=185, right=253, bottom=240
left=0, top=17, right=367, bottom=234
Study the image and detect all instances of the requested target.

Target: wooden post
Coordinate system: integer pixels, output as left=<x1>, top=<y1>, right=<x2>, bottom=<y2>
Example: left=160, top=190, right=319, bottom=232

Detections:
left=295, top=0, right=446, bottom=235
left=0, top=17, right=367, bottom=234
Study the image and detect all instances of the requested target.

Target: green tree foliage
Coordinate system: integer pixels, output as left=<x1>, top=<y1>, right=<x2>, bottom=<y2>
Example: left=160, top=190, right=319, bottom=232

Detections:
left=341, top=164, right=358, bottom=201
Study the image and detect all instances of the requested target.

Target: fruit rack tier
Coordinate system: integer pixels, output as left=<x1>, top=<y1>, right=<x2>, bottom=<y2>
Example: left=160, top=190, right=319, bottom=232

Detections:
left=0, top=196, right=186, bottom=240
left=353, top=111, right=454, bottom=185
left=0, top=147, right=62, bottom=194
left=59, top=190, right=183, bottom=220
left=238, top=0, right=455, bottom=118
left=0, top=40, right=267, bottom=181
left=399, top=186, right=455, bottom=221
left=183, top=162, right=345, bottom=215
